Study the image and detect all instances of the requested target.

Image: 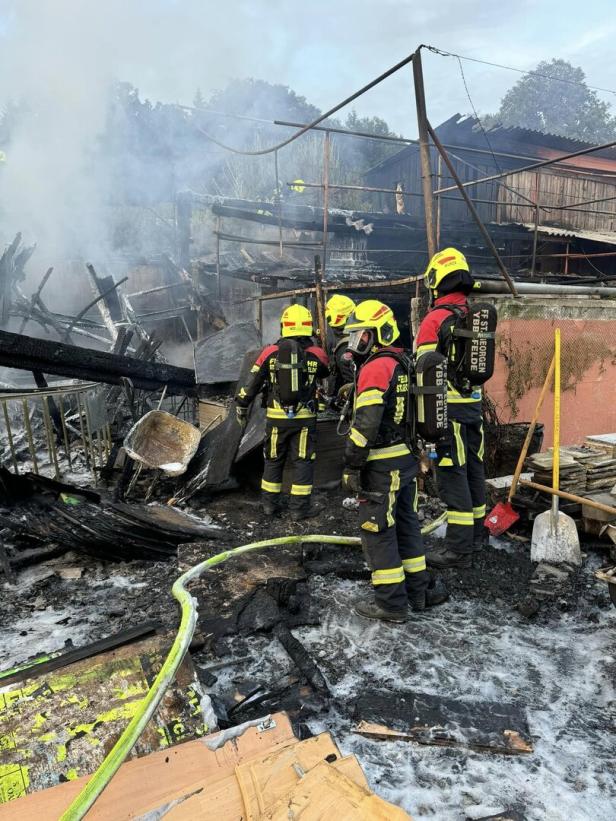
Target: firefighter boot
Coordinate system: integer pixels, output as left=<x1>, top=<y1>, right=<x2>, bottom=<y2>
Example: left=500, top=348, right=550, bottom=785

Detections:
left=426, top=544, right=472, bottom=569
left=354, top=598, right=408, bottom=624
left=408, top=575, right=449, bottom=611
left=263, top=499, right=281, bottom=517
left=290, top=503, right=321, bottom=522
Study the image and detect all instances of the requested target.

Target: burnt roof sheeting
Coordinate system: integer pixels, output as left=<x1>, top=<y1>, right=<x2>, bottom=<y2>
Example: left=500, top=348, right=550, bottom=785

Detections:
left=195, top=321, right=261, bottom=384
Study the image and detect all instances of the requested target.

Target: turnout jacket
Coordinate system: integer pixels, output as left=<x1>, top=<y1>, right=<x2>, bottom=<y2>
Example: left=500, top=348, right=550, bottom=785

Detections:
left=235, top=337, right=329, bottom=422
left=345, top=346, right=411, bottom=470
left=415, top=291, right=481, bottom=405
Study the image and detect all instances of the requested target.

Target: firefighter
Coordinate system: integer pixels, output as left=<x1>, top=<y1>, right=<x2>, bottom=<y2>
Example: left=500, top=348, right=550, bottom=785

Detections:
left=235, top=304, right=329, bottom=520
left=415, top=248, right=487, bottom=569
left=341, top=300, right=446, bottom=622
left=325, top=293, right=356, bottom=398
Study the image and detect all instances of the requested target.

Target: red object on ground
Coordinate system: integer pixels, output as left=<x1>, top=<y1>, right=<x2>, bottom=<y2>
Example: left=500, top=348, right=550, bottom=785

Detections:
left=485, top=501, right=520, bottom=537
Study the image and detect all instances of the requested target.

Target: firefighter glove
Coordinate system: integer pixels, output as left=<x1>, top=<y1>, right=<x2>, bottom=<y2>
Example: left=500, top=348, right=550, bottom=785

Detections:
left=342, top=469, right=362, bottom=494
left=236, top=406, right=248, bottom=430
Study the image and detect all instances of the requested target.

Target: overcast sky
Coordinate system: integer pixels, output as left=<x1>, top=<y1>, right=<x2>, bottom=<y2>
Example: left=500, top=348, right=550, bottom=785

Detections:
left=1, top=0, right=615, bottom=138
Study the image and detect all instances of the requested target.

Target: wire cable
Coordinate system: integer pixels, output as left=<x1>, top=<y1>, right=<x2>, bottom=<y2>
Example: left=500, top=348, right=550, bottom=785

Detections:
left=456, top=56, right=503, bottom=174
left=424, top=44, right=616, bottom=97
left=195, top=52, right=415, bottom=157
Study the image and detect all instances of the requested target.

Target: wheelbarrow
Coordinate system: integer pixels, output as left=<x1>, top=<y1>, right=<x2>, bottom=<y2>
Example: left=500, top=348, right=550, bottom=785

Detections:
left=123, top=410, right=201, bottom=477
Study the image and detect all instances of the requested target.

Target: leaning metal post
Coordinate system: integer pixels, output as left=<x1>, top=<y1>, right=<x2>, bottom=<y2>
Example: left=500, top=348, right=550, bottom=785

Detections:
left=426, top=120, right=519, bottom=297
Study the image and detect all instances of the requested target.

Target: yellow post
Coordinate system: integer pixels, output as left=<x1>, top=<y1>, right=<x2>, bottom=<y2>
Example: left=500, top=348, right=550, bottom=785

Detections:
left=551, top=328, right=561, bottom=530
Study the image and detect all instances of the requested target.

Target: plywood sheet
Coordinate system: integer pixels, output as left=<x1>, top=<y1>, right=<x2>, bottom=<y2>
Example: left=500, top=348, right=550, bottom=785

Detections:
left=265, top=760, right=412, bottom=821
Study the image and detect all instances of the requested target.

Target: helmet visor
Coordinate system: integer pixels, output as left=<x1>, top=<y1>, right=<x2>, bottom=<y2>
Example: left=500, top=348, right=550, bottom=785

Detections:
left=347, top=329, right=374, bottom=355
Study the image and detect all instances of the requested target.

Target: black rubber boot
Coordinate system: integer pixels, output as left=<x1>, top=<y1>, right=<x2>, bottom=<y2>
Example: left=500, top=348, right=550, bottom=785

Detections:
left=408, top=575, right=449, bottom=611
left=426, top=546, right=472, bottom=569
left=263, top=500, right=281, bottom=517
left=290, top=505, right=320, bottom=522
left=426, top=574, right=449, bottom=605
left=354, top=598, right=407, bottom=624
left=473, top=527, right=490, bottom=553
left=408, top=591, right=426, bottom=612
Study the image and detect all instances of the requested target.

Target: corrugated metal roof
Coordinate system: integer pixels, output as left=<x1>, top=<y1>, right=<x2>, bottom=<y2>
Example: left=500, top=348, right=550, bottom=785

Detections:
left=440, top=115, right=616, bottom=158
left=518, top=222, right=616, bottom=246
left=366, top=114, right=616, bottom=175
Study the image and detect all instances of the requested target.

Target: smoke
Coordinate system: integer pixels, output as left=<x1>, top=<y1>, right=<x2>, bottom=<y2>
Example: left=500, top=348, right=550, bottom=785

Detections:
left=0, top=0, right=609, bottom=303
left=0, top=0, right=263, bottom=302
left=0, top=2, right=121, bottom=271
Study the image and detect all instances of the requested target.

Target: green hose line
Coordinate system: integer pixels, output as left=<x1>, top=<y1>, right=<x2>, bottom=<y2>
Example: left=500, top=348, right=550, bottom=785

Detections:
left=60, top=514, right=446, bottom=820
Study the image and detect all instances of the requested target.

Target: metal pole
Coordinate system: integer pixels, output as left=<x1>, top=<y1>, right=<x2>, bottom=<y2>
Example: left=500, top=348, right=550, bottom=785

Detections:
left=215, top=215, right=222, bottom=299
left=274, top=149, right=283, bottom=258
left=436, top=154, right=442, bottom=248
left=322, top=131, right=331, bottom=277
left=75, top=393, right=91, bottom=470
left=21, top=399, right=38, bottom=475
left=313, top=256, right=328, bottom=352
left=530, top=174, right=540, bottom=278
left=2, top=401, right=18, bottom=473
left=564, top=242, right=570, bottom=275
left=426, top=121, right=519, bottom=297
left=41, top=396, right=60, bottom=478
left=474, top=280, right=616, bottom=296
left=82, top=396, right=99, bottom=485
left=412, top=48, right=436, bottom=262
left=58, top=394, right=72, bottom=470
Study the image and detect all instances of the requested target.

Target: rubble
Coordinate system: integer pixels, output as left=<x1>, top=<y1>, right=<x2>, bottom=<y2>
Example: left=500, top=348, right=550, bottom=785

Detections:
left=0, top=633, right=209, bottom=801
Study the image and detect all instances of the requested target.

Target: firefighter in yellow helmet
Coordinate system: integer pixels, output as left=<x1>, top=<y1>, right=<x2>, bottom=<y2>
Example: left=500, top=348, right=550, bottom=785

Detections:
left=341, top=300, right=447, bottom=622
left=325, top=293, right=356, bottom=396
left=416, top=248, right=488, bottom=569
left=235, top=304, right=329, bottom=520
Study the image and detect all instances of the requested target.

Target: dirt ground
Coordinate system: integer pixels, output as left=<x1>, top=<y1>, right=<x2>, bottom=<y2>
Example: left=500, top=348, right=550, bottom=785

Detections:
left=1, top=485, right=615, bottom=820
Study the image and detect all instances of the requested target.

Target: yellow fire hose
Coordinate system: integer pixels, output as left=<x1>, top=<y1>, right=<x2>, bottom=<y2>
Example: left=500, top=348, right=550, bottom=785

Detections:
left=60, top=513, right=446, bottom=820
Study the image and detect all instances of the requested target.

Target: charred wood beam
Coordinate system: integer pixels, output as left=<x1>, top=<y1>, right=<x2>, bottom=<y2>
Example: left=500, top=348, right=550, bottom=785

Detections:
left=62, top=276, right=128, bottom=342
left=18, top=267, right=54, bottom=334
left=0, top=329, right=197, bottom=395
left=274, top=623, right=330, bottom=698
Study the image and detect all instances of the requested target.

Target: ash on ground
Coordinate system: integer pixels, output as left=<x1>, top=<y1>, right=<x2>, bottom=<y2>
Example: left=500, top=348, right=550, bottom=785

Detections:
left=1, top=486, right=615, bottom=821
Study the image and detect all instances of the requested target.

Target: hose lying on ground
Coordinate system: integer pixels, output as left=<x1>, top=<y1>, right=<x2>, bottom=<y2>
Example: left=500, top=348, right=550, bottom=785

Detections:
left=60, top=513, right=446, bottom=820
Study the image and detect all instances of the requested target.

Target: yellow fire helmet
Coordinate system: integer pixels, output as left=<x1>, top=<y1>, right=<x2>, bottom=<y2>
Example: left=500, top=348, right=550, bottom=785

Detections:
left=280, top=303, right=314, bottom=338
left=345, top=299, right=399, bottom=355
left=424, top=247, right=470, bottom=292
left=325, top=294, right=356, bottom=328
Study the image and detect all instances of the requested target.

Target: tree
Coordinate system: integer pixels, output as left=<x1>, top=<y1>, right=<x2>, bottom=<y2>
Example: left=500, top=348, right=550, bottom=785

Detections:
left=488, top=59, right=616, bottom=142
left=342, top=110, right=401, bottom=171
left=193, top=88, right=205, bottom=110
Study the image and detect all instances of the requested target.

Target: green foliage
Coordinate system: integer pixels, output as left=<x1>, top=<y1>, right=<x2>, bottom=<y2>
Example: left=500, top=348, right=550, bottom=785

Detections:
left=95, top=79, right=400, bottom=215
left=490, top=59, right=616, bottom=142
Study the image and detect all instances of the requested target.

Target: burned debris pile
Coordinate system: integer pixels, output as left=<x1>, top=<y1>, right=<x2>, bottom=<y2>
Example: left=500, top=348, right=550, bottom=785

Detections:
left=0, top=218, right=615, bottom=821
left=0, top=467, right=223, bottom=564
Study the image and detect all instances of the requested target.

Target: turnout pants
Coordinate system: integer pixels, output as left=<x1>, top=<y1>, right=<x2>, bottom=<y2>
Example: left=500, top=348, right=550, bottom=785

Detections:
left=359, top=452, right=428, bottom=611
left=261, top=419, right=316, bottom=512
left=435, top=404, right=486, bottom=554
